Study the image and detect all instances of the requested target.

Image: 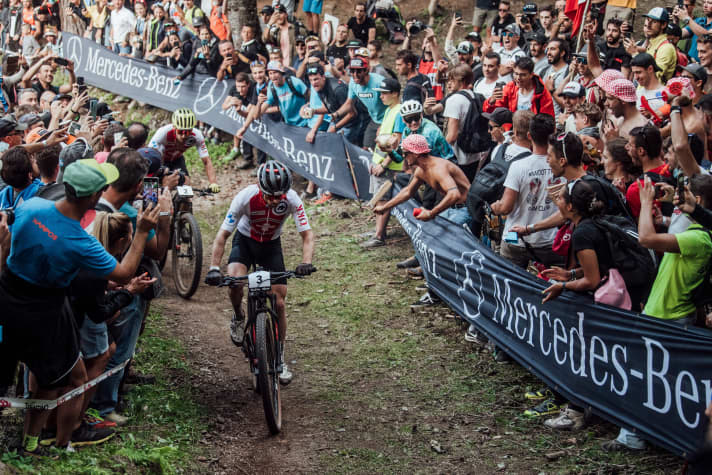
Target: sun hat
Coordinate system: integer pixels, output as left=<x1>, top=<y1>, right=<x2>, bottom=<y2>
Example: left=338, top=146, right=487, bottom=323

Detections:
left=401, top=134, right=431, bottom=155
left=63, top=159, right=119, bottom=197
left=607, top=78, right=637, bottom=103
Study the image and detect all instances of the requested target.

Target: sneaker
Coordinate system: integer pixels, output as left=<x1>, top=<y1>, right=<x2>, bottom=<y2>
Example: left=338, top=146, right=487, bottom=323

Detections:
left=410, top=291, right=437, bottom=308
left=230, top=311, right=245, bottom=346
left=71, top=421, right=116, bottom=447
left=601, top=439, right=646, bottom=452
left=360, top=237, right=385, bottom=249
left=525, top=387, right=554, bottom=401
left=523, top=397, right=563, bottom=418
left=22, top=444, right=61, bottom=459
left=85, top=409, right=117, bottom=430
left=313, top=192, right=333, bottom=205
left=103, top=411, right=128, bottom=427
left=493, top=348, right=512, bottom=363
left=39, top=428, right=56, bottom=447
left=396, top=256, right=419, bottom=269
left=225, top=148, right=240, bottom=161
left=279, top=362, right=293, bottom=385
left=358, top=231, right=376, bottom=239
left=464, top=325, right=488, bottom=346
left=406, top=266, right=423, bottom=277
left=544, top=407, right=585, bottom=430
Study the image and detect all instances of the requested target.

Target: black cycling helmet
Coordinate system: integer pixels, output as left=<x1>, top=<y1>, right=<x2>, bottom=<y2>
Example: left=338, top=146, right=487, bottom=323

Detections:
left=257, top=160, right=292, bottom=196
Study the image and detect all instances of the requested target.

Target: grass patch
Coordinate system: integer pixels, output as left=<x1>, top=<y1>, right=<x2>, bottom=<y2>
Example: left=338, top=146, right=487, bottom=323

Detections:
left=1, top=310, right=208, bottom=474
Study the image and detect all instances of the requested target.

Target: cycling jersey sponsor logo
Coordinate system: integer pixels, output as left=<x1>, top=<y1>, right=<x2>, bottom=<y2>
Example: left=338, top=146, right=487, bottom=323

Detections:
left=33, top=218, right=58, bottom=241
left=296, top=204, right=308, bottom=226
left=274, top=202, right=288, bottom=215
left=226, top=213, right=236, bottom=224
left=185, top=136, right=197, bottom=147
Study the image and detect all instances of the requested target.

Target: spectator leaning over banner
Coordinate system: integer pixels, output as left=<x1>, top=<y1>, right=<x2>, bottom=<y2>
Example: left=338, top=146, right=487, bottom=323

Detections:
left=675, top=1, right=712, bottom=63
left=374, top=134, right=471, bottom=224
left=222, top=72, right=255, bottom=164
left=491, top=113, right=564, bottom=269
left=306, top=64, right=357, bottom=140
left=400, top=100, right=454, bottom=160
left=443, top=64, right=481, bottom=181
left=483, top=56, right=554, bottom=117
left=332, top=57, right=385, bottom=150
left=258, top=61, right=308, bottom=127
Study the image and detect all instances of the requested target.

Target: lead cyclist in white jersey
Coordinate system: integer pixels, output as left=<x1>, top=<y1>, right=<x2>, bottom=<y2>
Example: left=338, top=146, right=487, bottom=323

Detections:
left=149, top=108, right=221, bottom=193
left=205, top=160, right=315, bottom=384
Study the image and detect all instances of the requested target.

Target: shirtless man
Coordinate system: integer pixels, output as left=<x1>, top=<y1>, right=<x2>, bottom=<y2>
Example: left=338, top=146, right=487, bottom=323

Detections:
left=263, top=4, right=294, bottom=67
left=602, top=78, right=647, bottom=141
left=374, top=134, right=470, bottom=221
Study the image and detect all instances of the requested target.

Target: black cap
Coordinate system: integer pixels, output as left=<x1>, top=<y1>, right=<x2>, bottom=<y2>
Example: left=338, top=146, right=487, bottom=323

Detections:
left=372, top=77, right=401, bottom=93
left=666, top=23, right=682, bottom=37
left=529, top=31, right=547, bottom=44
left=523, top=3, right=537, bottom=15
left=465, top=31, right=482, bottom=42
left=0, top=118, right=24, bottom=138
left=482, top=107, right=513, bottom=126
left=260, top=5, right=274, bottom=14
left=630, top=52, right=661, bottom=72
left=306, top=64, right=325, bottom=76
left=296, top=35, right=306, bottom=44
left=274, top=4, right=287, bottom=13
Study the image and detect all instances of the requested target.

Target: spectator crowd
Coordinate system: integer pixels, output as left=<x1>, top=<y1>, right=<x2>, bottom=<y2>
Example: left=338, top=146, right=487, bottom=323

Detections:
left=0, top=0, right=711, bottom=468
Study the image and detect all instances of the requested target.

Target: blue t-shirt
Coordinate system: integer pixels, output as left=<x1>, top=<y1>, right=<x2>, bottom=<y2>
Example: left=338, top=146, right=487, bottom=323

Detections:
left=685, top=17, right=712, bottom=62
left=266, top=77, right=309, bottom=127
left=8, top=198, right=117, bottom=288
left=0, top=178, right=44, bottom=209
left=348, top=72, right=386, bottom=124
left=307, top=86, right=332, bottom=131
left=402, top=118, right=454, bottom=160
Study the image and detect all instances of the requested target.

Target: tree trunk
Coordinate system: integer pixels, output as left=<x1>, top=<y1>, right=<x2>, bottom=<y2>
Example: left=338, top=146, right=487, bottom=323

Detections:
left=227, top=0, right=260, bottom=44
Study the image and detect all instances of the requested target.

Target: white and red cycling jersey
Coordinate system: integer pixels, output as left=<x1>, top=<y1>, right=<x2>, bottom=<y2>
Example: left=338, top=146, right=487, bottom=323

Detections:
left=148, top=124, right=210, bottom=163
left=220, top=185, right=311, bottom=242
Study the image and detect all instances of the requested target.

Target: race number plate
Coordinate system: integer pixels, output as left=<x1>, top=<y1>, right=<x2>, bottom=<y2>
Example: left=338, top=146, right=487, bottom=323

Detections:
left=176, top=185, right=194, bottom=197
left=248, top=271, right=271, bottom=290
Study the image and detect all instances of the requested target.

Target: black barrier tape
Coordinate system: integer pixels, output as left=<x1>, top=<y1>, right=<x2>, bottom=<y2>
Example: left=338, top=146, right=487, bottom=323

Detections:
left=392, top=189, right=712, bottom=458
left=59, top=33, right=373, bottom=201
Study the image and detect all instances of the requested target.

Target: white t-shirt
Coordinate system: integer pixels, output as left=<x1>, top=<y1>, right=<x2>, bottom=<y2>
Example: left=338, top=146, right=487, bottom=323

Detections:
left=490, top=142, right=530, bottom=164
left=517, top=88, right=534, bottom=111
left=443, top=90, right=478, bottom=166
left=502, top=153, right=564, bottom=247
left=495, top=45, right=525, bottom=82
left=534, top=56, right=550, bottom=78
left=111, top=7, right=136, bottom=44
left=636, top=85, right=666, bottom=117
left=473, top=77, right=498, bottom=98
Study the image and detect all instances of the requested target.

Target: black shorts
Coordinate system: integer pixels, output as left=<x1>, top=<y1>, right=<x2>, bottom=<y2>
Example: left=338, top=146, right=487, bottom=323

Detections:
left=0, top=270, right=79, bottom=389
left=166, top=156, right=190, bottom=176
left=228, top=233, right=287, bottom=285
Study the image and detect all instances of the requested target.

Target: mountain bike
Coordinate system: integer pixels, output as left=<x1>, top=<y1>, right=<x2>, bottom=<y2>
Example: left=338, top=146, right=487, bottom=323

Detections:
left=163, top=186, right=211, bottom=299
left=212, top=269, right=313, bottom=434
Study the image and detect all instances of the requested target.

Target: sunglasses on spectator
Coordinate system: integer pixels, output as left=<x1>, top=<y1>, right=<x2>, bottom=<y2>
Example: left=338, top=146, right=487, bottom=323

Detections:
left=557, top=132, right=569, bottom=161
left=502, top=32, right=517, bottom=37
left=250, top=60, right=265, bottom=67
left=403, top=115, right=421, bottom=124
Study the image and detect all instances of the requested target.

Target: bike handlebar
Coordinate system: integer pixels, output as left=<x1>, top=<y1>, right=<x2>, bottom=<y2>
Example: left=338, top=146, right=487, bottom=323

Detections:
left=209, top=269, right=317, bottom=288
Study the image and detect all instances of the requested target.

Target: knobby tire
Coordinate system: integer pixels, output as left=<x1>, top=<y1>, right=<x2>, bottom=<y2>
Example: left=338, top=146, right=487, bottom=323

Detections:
left=255, top=312, right=282, bottom=434
left=172, top=212, right=203, bottom=299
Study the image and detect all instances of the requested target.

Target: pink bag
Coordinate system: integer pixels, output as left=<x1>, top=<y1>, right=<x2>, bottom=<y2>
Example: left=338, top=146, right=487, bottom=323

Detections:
left=594, top=268, right=632, bottom=310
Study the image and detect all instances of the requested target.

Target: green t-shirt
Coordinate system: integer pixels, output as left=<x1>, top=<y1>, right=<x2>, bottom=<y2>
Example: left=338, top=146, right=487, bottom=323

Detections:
left=643, top=225, right=712, bottom=319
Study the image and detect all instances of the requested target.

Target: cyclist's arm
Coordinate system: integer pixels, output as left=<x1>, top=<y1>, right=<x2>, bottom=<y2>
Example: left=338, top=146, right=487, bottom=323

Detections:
left=299, top=229, right=314, bottom=264
left=194, top=129, right=218, bottom=184
left=210, top=228, right=232, bottom=267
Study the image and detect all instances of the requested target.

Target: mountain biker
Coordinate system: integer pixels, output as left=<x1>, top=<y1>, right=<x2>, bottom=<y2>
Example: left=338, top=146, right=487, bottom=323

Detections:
left=205, top=160, right=315, bottom=384
left=148, top=108, right=220, bottom=193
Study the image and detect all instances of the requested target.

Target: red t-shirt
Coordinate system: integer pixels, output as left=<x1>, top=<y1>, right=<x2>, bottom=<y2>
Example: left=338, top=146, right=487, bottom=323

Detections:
left=625, top=163, right=671, bottom=218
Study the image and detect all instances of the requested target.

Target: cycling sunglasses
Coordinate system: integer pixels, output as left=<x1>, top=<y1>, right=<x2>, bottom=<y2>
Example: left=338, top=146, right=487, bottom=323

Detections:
left=403, top=115, right=421, bottom=124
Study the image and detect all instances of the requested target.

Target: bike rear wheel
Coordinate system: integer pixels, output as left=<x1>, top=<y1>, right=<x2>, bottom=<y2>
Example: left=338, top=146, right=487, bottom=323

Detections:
left=255, top=312, right=282, bottom=434
left=172, top=212, right=203, bottom=299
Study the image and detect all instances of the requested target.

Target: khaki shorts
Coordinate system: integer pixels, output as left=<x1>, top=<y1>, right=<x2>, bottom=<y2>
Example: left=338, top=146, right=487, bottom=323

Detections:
left=369, top=168, right=394, bottom=195
left=473, top=7, right=498, bottom=29
left=603, top=5, right=635, bottom=25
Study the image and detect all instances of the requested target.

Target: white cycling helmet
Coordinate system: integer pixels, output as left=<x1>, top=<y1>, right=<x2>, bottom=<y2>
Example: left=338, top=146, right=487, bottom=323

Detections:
left=400, top=100, right=423, bottom=118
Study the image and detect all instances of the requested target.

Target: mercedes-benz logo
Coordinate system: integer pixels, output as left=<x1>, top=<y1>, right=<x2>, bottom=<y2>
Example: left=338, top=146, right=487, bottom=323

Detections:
left=65, top=36, right=82, bottom=69
left=194, top=78, right=227, bottom=116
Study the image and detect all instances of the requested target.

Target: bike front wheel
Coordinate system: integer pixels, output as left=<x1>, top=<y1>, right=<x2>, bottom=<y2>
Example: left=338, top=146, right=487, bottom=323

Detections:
left=255, top=312, right=282, bottom=434
left=172, top=212, right=203, bottom=299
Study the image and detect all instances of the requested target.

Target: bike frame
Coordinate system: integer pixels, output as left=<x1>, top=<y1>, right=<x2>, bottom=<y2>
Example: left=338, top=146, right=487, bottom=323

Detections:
left=243, top=287, right=281, bottom=371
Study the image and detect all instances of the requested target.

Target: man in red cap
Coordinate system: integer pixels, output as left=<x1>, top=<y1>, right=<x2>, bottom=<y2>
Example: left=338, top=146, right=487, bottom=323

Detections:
left=374, top=134, right=470, bottom=222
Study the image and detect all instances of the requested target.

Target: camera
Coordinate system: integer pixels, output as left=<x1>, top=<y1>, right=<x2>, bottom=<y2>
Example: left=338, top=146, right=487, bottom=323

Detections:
left=520, top=15, right=530, bottom=24
left=155, top=166, right=187, bottom=186
left=0, top=208, right=15, bottom=226
left=408, top=20, right=427, bottom=35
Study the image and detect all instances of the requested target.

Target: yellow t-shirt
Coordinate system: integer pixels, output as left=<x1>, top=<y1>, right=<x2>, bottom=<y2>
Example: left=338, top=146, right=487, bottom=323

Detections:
left=646, top=34, right=677, bottom=82
left=607, top=0, right=636, bottom=8
left=371, top=104, right=403, bottom=171
left=86, top=5, right=109, bottom=30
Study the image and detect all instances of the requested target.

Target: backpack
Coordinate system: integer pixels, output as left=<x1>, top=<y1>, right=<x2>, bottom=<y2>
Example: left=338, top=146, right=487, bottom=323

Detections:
left=466, top=143, right=530, bottom=213
left=580, top=174, right=634, bottom=223
left=455, top=90, right=492, bottom=154
left=591, top=215, right=658, bottom=305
